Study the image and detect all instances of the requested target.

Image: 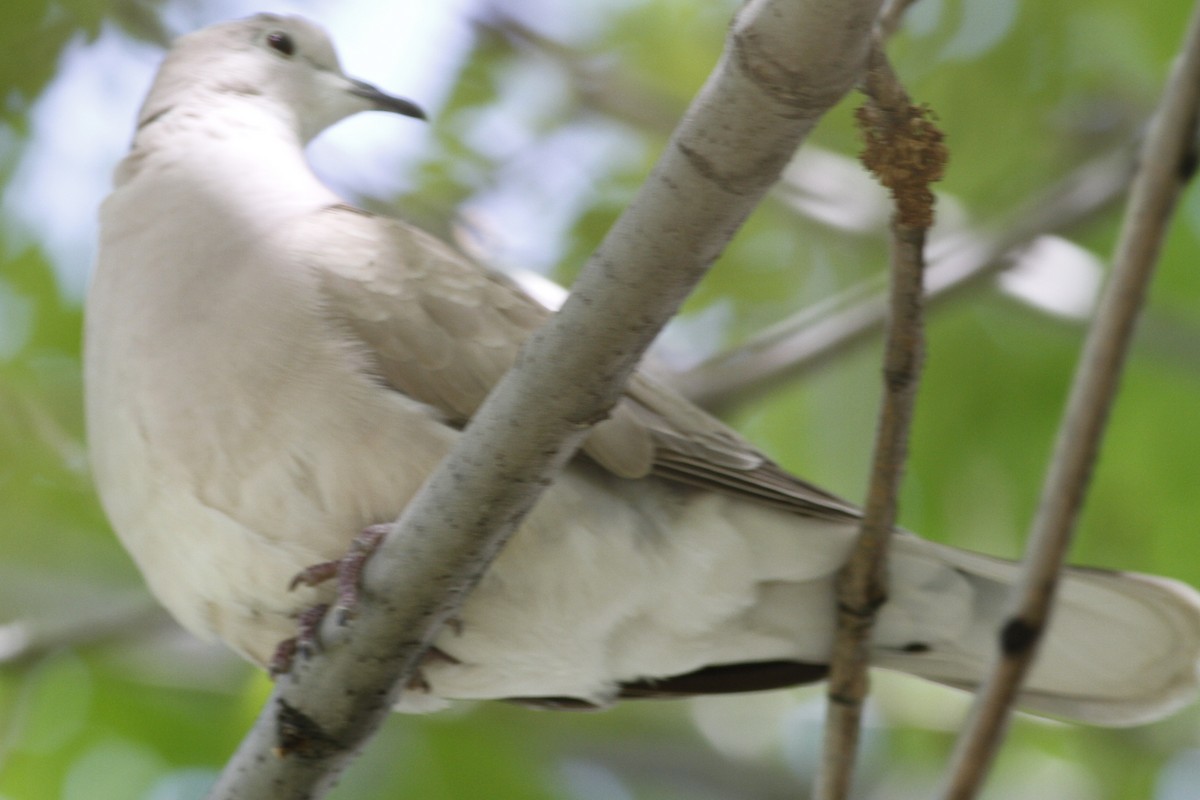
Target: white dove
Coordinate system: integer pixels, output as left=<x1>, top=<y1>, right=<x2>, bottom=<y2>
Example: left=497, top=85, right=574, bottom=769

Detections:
left=85, top=13, right=1200, bottom=724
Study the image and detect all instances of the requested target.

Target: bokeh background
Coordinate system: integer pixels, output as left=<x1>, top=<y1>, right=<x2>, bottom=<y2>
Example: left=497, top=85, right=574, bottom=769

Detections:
left=4, top=0, right=1200, bottom=798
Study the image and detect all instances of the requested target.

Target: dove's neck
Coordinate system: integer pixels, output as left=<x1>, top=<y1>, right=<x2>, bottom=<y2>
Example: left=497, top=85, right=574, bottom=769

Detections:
left=119, top=97, right=341, bottom=222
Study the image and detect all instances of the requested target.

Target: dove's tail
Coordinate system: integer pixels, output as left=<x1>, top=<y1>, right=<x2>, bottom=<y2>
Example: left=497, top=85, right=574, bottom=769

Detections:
left=875, top=538, right=1200, bottom=726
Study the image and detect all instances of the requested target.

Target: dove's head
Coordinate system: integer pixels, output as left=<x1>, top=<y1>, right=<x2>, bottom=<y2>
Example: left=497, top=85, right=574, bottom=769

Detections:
left=138, top=14, right=425, bottom=142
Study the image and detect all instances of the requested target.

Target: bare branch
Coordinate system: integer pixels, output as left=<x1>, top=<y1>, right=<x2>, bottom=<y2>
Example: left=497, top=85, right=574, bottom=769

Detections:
left=674, top=145, right=1134, bottom=411
left=937, top=8, right=1200, bottom=799
left=0, top=599, right=165, bottom=668
left=816, top=47, right=946, bottom=800
left=477, top=12, right=683, bottom=134
left=205, top=1, right=887, bottom=797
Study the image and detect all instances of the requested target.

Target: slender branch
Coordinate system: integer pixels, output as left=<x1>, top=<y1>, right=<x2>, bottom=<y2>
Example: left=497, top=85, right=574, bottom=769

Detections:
left=478, top=12, right=683, bottom=134
left=937, top=7, right=1200, bottom=798
left=674, top=145, right=1134, bottom=411
left=205, top=1, right=886, bottom=797
left=0, top=599, right=166, bottom=667
left=815, top=47, right=946, bottom=800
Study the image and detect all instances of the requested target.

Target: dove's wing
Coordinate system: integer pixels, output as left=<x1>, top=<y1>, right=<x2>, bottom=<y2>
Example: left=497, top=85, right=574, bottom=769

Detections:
left=303, top=204, right=859, bottom=521
left=622, top=375, right=860, bottom=519
left=304, top=205, right=548, bottom=424
left=301, top=204, right=656, bottom=477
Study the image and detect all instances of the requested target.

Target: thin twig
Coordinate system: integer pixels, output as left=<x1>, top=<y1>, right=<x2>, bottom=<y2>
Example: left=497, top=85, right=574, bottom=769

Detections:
left=0, top=600, right=166, bottom=668
left=477, top=12, right=683, bottom=134
left=674, top=145, right=1134, bottom=411
left=815, top=46, right=946, bottom=800
left=937, top=7, right=1200, bottom=798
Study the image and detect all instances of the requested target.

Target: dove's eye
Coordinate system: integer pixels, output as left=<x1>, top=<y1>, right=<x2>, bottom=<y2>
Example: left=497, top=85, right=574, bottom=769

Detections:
left=265, top=31, right=295, bottom=57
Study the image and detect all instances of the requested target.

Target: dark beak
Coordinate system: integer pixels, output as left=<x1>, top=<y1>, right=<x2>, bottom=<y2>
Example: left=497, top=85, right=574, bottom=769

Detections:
left=348, top=79, right=426, bottom=120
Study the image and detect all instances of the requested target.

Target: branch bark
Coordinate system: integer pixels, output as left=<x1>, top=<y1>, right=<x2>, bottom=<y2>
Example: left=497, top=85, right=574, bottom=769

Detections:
left=937, top=5, right=1200, bottom=797
left=205, top=1, right=886, bottom=797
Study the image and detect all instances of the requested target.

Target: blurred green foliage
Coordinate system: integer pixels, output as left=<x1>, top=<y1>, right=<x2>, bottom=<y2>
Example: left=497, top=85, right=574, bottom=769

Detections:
left=3, top=1, right=1200, bottom=798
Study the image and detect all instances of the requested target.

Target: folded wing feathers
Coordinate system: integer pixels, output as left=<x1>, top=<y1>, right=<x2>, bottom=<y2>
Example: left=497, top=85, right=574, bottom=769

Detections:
left=309, top=205, right=861, bottom=519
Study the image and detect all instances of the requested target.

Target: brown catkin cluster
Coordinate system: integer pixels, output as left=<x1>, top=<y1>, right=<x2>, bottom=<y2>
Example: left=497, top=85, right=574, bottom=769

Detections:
left=856, top=101, right=947, bottom=228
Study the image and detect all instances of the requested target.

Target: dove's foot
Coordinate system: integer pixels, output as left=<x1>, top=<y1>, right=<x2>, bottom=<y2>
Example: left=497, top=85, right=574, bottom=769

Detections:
left=290, top=523, right=390, bottom=622
left=270, top=523, right=390, bottom=675
left=269, top=602, right=331, bottom=677
left=270, top=524, right=466, bottom=679
left=270, top=615, right=460, bottom=697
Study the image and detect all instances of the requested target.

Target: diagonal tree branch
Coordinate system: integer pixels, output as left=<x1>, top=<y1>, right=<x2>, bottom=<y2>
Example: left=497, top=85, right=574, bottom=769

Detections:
left=937, top=4, right=1200, bottom=797
left=205, top=1, right=887, bottom=797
